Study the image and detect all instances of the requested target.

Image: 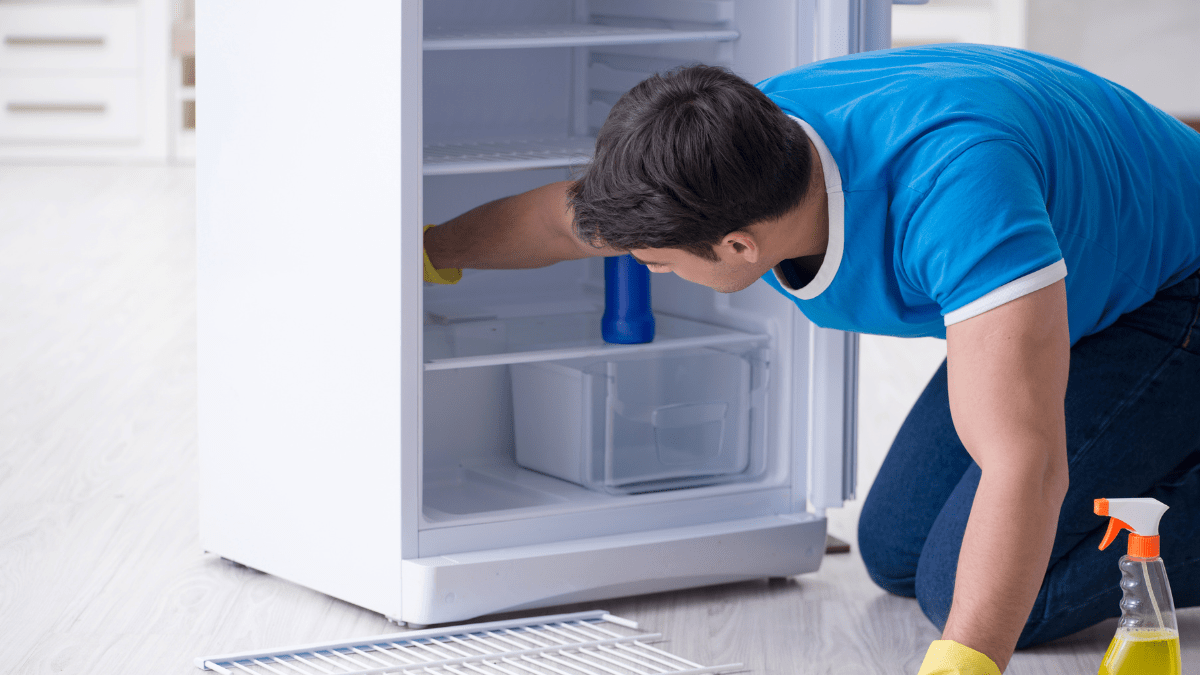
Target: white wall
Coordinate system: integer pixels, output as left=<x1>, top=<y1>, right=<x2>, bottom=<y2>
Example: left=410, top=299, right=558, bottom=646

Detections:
left=891, top=0, right=1200, bottom=118
left=892, top=0, right=1027, bottom=49
left=1027, top=0, right=1200, bottom=119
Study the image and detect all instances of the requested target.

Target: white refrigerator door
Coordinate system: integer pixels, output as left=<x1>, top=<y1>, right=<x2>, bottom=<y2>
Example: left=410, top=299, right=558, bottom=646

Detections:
left=197, top=0, right=419, bottom=618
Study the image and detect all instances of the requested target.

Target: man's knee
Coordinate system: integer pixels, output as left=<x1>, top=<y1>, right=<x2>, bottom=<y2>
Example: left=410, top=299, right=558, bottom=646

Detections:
left=914, top=563, right=953, bottom=632
left=857, top=498, right=919, bottom=597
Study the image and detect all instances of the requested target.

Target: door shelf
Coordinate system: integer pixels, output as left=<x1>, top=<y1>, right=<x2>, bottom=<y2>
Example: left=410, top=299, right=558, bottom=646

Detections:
left=424, top=24, right=739, bottom=51
left=423, top=311, right=768, bottom=371
left=423, top=137, right=594, bottom=176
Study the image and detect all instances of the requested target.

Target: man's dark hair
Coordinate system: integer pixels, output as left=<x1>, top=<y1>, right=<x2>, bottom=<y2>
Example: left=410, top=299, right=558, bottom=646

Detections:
left=570, top=64, right=813, bottom=261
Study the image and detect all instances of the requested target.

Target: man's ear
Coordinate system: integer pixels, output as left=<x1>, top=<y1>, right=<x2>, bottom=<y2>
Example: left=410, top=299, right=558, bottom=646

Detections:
left=720, top=230, right=761, bottom=264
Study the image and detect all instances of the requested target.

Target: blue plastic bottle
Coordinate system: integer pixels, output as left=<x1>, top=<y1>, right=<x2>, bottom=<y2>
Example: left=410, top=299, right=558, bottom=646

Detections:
left=602, top=254, right=655, bottom=344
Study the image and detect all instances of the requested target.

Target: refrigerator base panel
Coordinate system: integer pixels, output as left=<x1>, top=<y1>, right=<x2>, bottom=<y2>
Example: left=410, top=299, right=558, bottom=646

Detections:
left=401, top=514, right=825, bottom=626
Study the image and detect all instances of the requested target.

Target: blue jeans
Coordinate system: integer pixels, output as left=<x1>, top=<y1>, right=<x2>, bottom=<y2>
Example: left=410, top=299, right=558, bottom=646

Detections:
left=858, top=269, right=1200, bottom=648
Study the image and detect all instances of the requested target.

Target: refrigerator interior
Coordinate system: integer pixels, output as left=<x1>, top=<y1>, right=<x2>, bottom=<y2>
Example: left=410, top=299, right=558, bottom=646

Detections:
left=417, top=0, right=822, bottom=559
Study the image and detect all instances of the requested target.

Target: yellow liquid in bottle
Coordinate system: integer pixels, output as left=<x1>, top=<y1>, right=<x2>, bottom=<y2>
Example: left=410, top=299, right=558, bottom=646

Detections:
left=1098, top=628, right=1182, bottom=675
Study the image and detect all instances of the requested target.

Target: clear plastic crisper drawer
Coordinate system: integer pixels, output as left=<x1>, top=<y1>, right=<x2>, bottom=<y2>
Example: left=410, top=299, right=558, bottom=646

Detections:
left=511, top=346, right=767, bottom=494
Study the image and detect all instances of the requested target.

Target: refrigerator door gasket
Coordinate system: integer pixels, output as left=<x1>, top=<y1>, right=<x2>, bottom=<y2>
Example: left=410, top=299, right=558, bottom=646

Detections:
left=195, top=610, right=742, bottom=675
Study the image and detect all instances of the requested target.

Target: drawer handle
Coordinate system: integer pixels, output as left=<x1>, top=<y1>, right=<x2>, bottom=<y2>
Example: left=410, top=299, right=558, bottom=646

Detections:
left=5, top=36, right=106, bottom=48
left=7, top=102, right=107, bottom=114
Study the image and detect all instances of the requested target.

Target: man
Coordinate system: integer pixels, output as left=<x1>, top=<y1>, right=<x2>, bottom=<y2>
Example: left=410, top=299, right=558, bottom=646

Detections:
left=423, top=44, right=1200, bottom=674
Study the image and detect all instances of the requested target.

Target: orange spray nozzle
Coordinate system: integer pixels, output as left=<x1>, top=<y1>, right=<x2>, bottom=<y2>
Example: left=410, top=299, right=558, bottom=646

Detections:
left=1094, top=497, right=1168, bottom=558
left=1098, top=516, right=1134, bottom=551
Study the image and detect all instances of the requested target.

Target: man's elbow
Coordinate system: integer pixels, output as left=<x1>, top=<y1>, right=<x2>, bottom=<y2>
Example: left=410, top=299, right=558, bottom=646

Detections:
left=1015, top=437, right=1070, bottom=508
left=979, top=438, right=1070, bottom=507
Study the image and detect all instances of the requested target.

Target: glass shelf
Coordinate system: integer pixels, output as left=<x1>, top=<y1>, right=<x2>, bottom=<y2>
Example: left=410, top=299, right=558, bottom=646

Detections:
left=423, top=311, right=768, bottom=371
left=424, top=24, right=739, bottom=51
left=423, top=137, right=594, bottom=176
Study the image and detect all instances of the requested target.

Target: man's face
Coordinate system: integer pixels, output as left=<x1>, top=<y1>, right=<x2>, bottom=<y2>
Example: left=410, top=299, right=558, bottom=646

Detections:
left=627, top=242, right=770, bottom=294
left=623, top=188, right=828, bottom=294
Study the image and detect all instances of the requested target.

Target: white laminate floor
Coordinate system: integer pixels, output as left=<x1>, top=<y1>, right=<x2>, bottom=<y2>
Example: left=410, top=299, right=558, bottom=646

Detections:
left=0, top=165, right=1195, bottom=674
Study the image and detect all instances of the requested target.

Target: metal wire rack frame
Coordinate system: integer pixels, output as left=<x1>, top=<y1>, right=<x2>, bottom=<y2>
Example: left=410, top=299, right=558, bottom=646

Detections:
left=195, top=610, right=743, bottom=675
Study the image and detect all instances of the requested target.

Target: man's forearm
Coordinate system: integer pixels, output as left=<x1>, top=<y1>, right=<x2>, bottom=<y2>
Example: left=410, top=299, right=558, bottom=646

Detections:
left=425, top=181, right=613, bottom=270
left=941, top=456, right=1066, bottom=671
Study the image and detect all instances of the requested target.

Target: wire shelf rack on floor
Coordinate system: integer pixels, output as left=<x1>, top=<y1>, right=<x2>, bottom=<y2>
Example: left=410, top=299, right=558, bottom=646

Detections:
left=196, top=610, right=743, bottom=675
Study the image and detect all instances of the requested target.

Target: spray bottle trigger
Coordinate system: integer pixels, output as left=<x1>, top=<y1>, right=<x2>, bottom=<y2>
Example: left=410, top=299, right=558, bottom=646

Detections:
left=1099, top=517, right=1133, bottom=551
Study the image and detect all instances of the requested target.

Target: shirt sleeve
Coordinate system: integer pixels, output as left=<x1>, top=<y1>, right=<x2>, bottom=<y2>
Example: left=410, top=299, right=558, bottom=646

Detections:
left=899, top=139, right=1066, bottom=325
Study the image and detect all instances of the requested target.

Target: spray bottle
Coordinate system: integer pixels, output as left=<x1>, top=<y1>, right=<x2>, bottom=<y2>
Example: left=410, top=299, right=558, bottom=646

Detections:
left=1094, top=497, right=1182, bottom=675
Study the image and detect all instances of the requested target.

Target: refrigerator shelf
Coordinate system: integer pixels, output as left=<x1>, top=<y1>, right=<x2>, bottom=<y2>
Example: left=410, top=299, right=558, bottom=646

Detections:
left=424, top=312, right=768, bottom=371
left=423, top=137, right=594, bottom=176
left=197, top=610, right=741, bottom=675
left=424, top=24, right=739, bottom=51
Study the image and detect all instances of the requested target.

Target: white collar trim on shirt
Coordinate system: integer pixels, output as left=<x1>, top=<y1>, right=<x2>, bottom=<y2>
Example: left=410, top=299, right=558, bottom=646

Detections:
left=771, top=116, right=845, bottom=301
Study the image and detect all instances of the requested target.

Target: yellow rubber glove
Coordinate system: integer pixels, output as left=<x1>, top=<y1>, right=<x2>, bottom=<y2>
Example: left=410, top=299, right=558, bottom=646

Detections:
left=423, top=224, right=462, bottom=285
left=917, top=640, right=1002, bottom=675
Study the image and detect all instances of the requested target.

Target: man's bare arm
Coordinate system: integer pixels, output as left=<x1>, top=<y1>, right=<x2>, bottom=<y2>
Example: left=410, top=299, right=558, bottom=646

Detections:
left=424, top=181, right=622, bottom=270
left=941, top=279, right=1071, bottom=671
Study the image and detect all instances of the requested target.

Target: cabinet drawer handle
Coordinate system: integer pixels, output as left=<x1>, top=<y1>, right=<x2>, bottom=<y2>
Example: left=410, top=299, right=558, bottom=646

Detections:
left=7, top=102, right=107, bottom=114
left=5, top=36, right=106, bottom=48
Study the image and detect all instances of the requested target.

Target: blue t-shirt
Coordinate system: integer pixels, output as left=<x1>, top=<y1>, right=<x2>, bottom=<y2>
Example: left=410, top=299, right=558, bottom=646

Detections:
left=756, top=44, right=1200, bottom=343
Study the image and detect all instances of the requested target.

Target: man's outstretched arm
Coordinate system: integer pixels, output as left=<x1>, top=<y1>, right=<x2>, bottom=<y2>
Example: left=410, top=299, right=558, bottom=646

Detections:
left=934, top=279, right=1071, bottom=673
left=424, top=181, right=622, bottom=272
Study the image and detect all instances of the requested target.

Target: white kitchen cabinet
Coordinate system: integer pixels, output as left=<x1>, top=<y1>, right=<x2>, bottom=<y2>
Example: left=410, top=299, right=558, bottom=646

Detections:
left=197, top=0, right=893, bottom=627
left=0, top=1, right=169, bottom=161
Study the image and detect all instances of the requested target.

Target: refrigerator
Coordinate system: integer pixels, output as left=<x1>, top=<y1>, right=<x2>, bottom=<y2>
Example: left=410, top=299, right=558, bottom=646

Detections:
left=197, top=0, right=897, bottom=628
